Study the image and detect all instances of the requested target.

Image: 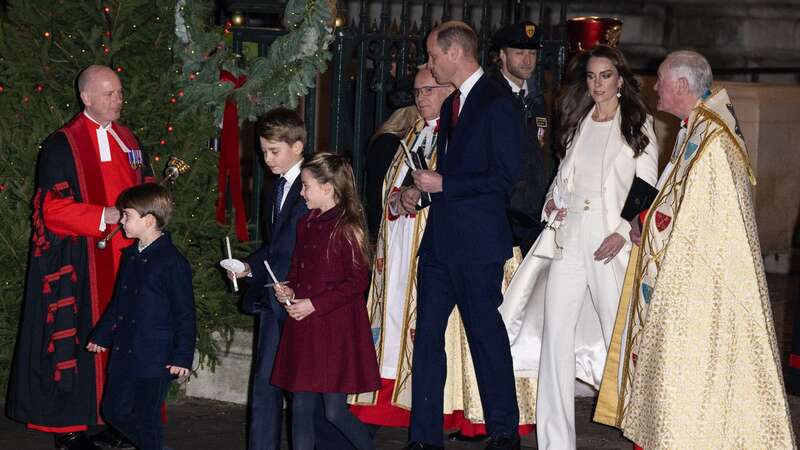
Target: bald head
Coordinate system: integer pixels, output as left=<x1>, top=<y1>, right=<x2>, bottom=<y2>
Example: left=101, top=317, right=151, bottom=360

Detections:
left=77, top=65, right=118, bottom=94
left=78, top=65, right=124, bottom=126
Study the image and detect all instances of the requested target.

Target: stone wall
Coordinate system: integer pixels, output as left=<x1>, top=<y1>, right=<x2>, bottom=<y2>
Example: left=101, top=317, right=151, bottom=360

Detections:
left=639, top=76, right=800, bottom=272
left=343, top=0, right=800, bottom=83
left=186, top=330, right=253, bottom=405
left=555, top=1, right=800, bottom=83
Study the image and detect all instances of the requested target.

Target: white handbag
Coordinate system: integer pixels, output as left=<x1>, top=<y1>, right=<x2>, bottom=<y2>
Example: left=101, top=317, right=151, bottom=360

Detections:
left=531, top=211, right=563, bottom=260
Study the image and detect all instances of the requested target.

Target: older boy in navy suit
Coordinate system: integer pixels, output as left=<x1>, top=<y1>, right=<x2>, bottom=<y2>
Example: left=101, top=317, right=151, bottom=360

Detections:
left=87, top=183, right=196, bottom=450
left=230, top=108, right=354, bottom=450
left=407, top=22, right=522, bottom=450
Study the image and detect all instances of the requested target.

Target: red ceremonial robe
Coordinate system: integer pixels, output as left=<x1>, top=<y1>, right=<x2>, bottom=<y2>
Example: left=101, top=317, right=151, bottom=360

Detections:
left=6, top=113, right=153, bottom=432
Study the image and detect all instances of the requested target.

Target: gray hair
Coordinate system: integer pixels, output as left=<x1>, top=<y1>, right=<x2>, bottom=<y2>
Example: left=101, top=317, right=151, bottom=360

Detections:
left=664, top=50, right=713, bottom=97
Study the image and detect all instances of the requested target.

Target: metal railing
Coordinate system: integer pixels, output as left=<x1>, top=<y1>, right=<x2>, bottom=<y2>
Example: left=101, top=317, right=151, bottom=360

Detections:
left=232, top=1, right=570, bottom=241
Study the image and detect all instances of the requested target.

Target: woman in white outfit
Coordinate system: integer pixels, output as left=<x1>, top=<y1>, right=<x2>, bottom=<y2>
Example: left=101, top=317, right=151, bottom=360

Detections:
left=535, top=45, right=658, bottom=449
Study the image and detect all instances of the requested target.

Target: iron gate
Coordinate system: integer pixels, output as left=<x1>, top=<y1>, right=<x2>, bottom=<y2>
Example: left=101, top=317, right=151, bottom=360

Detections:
left=229, top=0, right=569, bottom=241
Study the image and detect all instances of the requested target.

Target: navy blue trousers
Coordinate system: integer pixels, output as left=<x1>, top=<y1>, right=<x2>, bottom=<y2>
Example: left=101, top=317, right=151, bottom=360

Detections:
left=292, top=392, right=375, bottom=450
left=248, top=310, right=355, bottom=450
left=102, top=373, right=172, bottom=450
left=409, top=257, right=519, bottom=447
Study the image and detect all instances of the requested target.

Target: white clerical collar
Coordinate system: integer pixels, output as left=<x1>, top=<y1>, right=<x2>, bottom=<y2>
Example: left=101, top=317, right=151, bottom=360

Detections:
left=83, top=111, right=132, bottom=162
left=425, top=118, right=438, bottom=128
left=282, top=159, right=303, bottom=187
left=501, top=72, right=527, bottom=94
left=457, top=67, right=484, bottom=114
left=83, top=111, right=111, bottom=130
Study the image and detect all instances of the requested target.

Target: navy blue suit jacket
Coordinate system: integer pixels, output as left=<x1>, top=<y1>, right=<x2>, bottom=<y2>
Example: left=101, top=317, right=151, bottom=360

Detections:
left=91, top=233, right=196, bottom=378
left=241, top=174, right=308, bottom=317
left=419, top=73, right=522, bottom=263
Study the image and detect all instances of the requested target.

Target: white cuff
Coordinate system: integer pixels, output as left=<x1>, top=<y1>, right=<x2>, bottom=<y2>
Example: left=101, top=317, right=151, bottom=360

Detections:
left=99, top=208, right=107, bottom=231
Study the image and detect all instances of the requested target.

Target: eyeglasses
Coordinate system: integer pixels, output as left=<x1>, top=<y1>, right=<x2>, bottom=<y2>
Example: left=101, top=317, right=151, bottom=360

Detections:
left=413, top=85, right=450, bottom=98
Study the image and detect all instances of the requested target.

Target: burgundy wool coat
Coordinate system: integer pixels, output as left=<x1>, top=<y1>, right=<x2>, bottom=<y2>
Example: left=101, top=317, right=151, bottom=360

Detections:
left=271, top=208, right=380, bottom=393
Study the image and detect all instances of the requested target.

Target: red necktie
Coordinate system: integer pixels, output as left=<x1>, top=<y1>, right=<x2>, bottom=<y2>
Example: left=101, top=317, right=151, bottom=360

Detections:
left=450, top=90, right=461, bottom=130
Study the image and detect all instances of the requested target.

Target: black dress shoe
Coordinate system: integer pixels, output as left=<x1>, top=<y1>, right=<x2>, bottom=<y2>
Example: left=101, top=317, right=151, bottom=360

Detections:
left=90, top=428, right=135, bottom=449
left=484, top=434, right=521, bottom=450
left=55, top=432, right=101, bottom=450
left=448, top=430, right=489, bottom=442
left=402, top=442, right=444, bottom=450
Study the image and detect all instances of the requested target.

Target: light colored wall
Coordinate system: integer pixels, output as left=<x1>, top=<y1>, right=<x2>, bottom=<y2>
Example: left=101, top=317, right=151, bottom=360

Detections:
left=639, top=76, right=800, bottom=265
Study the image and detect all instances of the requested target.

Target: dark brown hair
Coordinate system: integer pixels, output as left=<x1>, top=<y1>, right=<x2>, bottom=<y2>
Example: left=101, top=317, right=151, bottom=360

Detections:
left=256, top=107, right=306, bottom=145
left=116, top=183, right=173, bottom=229
left=554, top=45, right=650, bottom=158
left=301, top=153, right=370, bottom=264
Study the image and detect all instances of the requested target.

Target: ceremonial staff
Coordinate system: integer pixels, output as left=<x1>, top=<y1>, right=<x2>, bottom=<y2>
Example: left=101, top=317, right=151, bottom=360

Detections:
left=97, top=156, right=190, bottom=249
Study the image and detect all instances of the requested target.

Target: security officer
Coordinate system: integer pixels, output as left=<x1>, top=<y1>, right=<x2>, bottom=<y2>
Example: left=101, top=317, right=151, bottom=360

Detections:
left=489, top=21, right=549, bottom=253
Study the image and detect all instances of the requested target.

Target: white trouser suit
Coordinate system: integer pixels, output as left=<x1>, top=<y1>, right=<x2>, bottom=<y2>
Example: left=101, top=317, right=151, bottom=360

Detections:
left=535, top=109, right=659, bottom=450
left=535, top=194, right=623, bottom=450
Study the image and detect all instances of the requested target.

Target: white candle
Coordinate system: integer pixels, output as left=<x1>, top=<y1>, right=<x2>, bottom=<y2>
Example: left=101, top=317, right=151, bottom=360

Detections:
left=264, top=261, right=290, bottom=305
left=225, top=236, right=238, bottom=292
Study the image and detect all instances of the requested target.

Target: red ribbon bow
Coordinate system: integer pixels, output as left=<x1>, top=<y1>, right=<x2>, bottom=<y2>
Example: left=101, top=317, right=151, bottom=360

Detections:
left=215, top=70, right=250, bottom=241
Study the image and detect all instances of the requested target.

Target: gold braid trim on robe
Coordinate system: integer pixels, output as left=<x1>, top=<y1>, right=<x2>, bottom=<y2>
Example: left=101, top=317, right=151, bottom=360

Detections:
left=350, top=117, right=428, bottom=409
left=594, top=89, right=796, bottom=449
left=349, top=121, right=535, bottom=426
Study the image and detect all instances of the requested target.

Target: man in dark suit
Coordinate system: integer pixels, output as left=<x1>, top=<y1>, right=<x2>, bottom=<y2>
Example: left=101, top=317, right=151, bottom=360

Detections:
left=488, top=21, right=549, bottom=253
left=405, top=21, right=522, bottom=450
left=231, top=108, right=353, bottom=450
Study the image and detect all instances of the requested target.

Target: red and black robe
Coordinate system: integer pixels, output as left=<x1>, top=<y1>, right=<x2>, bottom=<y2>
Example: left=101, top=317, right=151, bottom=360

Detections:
left=6, top=113, right=154, bottom=432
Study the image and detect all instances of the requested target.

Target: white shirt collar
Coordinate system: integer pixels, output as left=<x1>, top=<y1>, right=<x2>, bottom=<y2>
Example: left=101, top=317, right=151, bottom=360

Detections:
left=83, top=111, right=112, bottom=130
left=457, top=67, right=484, bottom=114
left=501, top=72, right=528, bottom=94
left=425, top=118, right=438, bottom=128
left=84, top=111, right=114, bottom=162
left=282, top=159, right=303, bottom=186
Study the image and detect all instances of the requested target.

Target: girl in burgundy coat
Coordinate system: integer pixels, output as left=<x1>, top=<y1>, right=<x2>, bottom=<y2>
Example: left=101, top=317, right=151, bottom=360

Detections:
left=272, top=153, right=379, bottom=450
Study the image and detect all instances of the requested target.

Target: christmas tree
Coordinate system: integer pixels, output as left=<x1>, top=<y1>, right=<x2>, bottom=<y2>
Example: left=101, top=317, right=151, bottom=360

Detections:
left=0, top=0, right=252, bottom=391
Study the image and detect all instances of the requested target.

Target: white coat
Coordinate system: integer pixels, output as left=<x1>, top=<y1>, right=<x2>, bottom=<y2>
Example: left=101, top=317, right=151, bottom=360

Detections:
left=500, top=105, right=658, bottom=387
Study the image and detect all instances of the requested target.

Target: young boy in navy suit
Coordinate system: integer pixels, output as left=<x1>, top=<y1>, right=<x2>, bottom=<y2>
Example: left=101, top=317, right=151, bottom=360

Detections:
left=87, top=183, right=196, bottom=450
left=230, top=108, right=354, bottom=450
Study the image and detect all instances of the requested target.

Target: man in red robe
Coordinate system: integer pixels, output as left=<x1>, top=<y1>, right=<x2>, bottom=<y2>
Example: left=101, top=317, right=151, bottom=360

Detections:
left=6, top=65, right=154, bottom=450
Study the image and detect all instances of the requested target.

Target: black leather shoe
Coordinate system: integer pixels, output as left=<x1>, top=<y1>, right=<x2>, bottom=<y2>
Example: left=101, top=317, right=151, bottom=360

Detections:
left=55, top=432, right=101, bottom=450
left=90, top=429, right=135, bottom=449
left=402, top=442, right=444, bottom=450
left=484, top=434, right=521, bottom=450
left=448, top=430, right=489, bottom=442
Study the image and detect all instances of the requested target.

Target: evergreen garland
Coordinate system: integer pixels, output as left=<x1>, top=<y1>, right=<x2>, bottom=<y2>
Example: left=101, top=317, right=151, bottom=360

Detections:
left=175, top=0, right=334, bottom=124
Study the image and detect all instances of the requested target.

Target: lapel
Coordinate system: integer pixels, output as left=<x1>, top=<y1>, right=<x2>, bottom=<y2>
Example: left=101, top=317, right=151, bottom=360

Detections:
left=438, top=74, right=488, bottom=171
left=437, top=92, right=455, bottom=171
left=558, top=105, right=624, bottom=193
left=270, top=177, right=302, bottom=239
left=600, top=105, right=624, bottom=185
left=450, top=75, right=485, bottom=148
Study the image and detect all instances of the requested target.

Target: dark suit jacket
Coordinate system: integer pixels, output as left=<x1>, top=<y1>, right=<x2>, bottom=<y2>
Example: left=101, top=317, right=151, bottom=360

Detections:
left=419, top=73, right=522, bottom=263
left=90, top=233, right=196, bottom=378
left=241, top=173, right=308, bottom=317
left=487, top=68, right=548, bottom=252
